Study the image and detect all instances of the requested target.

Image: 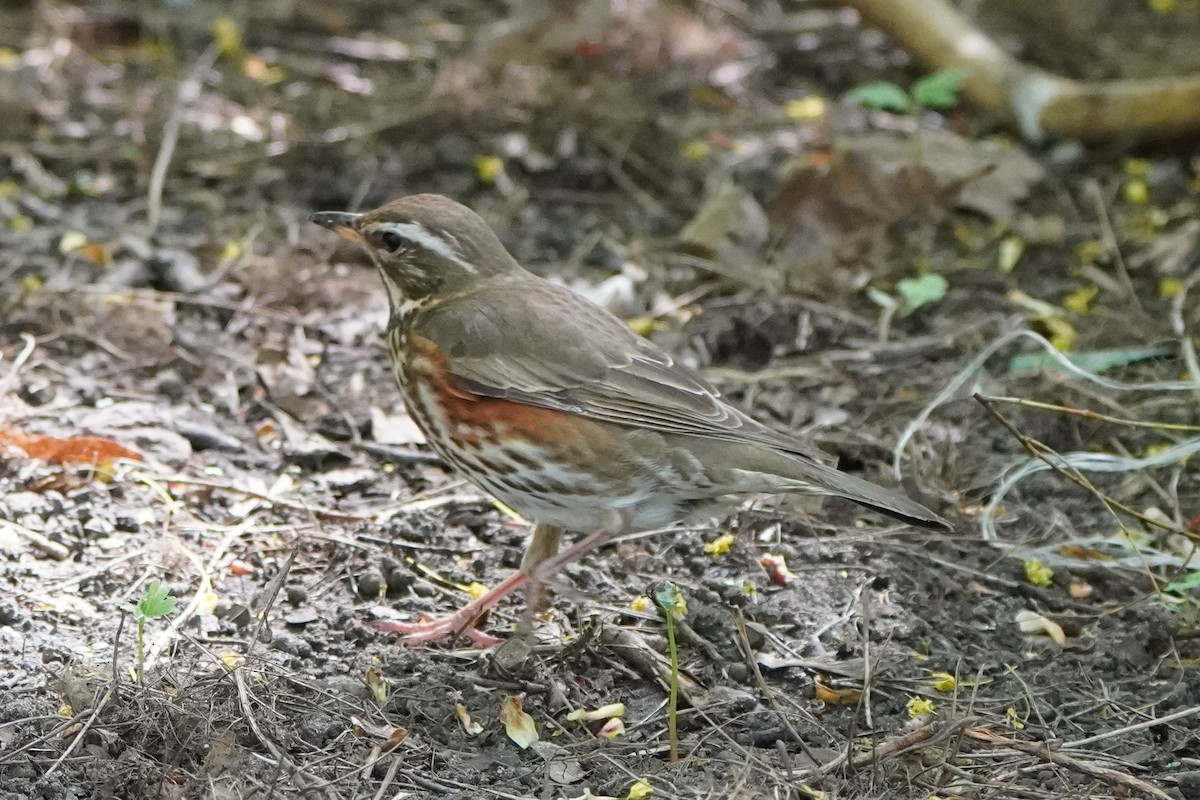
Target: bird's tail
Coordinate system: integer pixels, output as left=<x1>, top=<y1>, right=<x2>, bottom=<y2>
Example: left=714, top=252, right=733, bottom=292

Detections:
left=794, top=458, right=949, bottom=530
left=745, top=447, right=950, bottom=531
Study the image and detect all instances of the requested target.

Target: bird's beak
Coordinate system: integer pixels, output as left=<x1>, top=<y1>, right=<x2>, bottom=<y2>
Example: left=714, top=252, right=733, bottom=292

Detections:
left=309, top=211, right=364, bottom=242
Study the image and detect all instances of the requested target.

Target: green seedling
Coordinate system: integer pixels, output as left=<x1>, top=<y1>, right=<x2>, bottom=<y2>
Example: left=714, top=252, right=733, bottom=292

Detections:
left=652, top=581, right=686, bottom=763
left=1165, top=571, right=1200, bottom=598
left=127, top=580, right=177, bottom=686
left=847, top=69, right=965, bottom=115
left=868, top=272, right=949, bottom=319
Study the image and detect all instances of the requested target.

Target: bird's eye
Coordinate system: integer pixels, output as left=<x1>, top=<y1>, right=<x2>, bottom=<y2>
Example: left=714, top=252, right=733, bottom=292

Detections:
left=379, top=230, right=404, bottom=253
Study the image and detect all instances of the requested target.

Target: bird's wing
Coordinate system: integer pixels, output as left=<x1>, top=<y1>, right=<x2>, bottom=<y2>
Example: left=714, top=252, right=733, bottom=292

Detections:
left=418, top=279, right=835, bottom=466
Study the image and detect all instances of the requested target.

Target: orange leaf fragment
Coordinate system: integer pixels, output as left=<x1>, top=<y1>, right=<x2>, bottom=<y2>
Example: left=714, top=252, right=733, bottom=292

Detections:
left=228, top=560, right=256, bottom=577
left=814, top=677, right=862, bottom=705
left=0, top=429, right=142, bottom=468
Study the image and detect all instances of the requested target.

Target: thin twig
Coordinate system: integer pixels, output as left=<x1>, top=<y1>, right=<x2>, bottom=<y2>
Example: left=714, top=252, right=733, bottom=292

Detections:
left=859, top=585, right=874, bottom=732
left=128, top=468, right=365, bottom=522
left=1063, top=703, right=1200, bottom=749
left=851, top=717, right=978, bottom=770
left=732, top=608, right=824, bottom=769
left=1085, top=180, right=1147, bottom=318
left=0, top=333, right=36, bottom=398
left=1169, top=265, right=1200, bottom=405
left=2, top=519, right=70, bottom=560
left=147, top=45, right=220, bottom=233
left=247, top=548, right=296, bottom=662
left=977, top=394, right=1200, bottom=434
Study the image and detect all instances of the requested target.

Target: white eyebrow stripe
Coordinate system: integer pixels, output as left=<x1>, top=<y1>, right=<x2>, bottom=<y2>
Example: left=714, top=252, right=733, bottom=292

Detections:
left=370, top=221, right=475, bottom=273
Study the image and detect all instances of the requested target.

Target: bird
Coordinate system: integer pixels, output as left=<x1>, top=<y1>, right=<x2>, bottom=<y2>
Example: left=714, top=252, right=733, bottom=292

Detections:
left=310, top=194, right=949, bottom=646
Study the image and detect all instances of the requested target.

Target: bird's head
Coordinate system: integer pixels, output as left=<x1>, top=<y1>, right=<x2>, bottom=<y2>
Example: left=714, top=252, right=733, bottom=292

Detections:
left=309, top=194, right=519, bottom=309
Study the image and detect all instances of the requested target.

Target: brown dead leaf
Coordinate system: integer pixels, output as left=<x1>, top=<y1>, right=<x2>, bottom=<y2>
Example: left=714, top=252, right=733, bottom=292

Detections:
left=769, top=131, right=1044, bottom=265
left=493, top=0, right=758, bottom=81
left=350, top=715, right=406, bottom=751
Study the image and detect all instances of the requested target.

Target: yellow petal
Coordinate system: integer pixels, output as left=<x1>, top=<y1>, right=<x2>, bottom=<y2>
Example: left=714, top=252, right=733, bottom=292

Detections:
left=500, top=694, right=539, bottom=749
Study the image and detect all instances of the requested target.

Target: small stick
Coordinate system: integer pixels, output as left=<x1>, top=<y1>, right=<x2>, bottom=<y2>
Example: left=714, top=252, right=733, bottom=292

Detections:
left=1063, top=703, right=1200, bottom=749
left=1086, top=181, right=1146, bottom=318
left=850, top=717, right=976, bottom=770
left=147, top=45, right=220, bottom=233
left=965, top=727, right=1173, bottom=800
left=3, top=519, right=70, bottom=561
left=732, top=608, right=826, bottom=771
left=977, top=394, right=1200, bottom=434
left=0, top=333, right=36, bottom=397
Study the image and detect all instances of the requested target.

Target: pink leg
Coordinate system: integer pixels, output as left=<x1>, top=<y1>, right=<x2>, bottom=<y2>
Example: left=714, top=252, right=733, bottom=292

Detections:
left=376, top=527, right=613, bottom=647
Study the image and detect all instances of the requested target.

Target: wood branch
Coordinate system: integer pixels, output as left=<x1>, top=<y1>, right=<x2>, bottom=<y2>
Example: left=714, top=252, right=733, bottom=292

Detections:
left=844, top=0, right=1200, bottom=142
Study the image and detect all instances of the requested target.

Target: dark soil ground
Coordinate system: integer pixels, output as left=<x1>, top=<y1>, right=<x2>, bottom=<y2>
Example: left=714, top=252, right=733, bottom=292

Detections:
left=2, top=2, right=1199, bottom=799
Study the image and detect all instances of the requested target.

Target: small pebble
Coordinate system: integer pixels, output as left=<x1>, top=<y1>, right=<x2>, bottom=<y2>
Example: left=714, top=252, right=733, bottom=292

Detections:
left=284, top=608, right=320, bottom=626
left=0, top=602, right=24, bottom=626
left=356, top=569, right=384, bottom=599
left=271, top=632, right=312, bottom=658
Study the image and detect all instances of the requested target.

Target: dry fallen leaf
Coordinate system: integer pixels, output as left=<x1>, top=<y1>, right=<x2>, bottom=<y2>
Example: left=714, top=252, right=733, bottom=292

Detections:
left=530, top=740, right=585, bottom=784
left=770, top=131, right=1043, bottom=267
left=350, top=715, right=406, bottom=750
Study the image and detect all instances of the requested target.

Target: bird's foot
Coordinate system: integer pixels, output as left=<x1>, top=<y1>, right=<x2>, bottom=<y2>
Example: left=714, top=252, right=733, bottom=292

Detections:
left=372, top=527, right=615, bottom=648
left=373, top=613, right=503, bottom=648
left=374, top=569, right=530, bottom=648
